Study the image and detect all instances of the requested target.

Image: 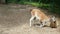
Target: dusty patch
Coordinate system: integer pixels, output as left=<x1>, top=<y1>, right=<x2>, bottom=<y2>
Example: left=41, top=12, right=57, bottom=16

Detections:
left=0, top=4, right=60, bottom=34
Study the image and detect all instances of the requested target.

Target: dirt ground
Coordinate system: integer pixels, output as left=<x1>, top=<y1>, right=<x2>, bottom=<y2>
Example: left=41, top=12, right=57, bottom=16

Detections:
left=0, top=4, right=60, bottom=34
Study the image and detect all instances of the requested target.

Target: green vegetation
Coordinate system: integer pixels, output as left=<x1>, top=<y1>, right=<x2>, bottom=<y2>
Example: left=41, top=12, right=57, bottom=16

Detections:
left=18, top=1, right=50, bottom=8
left=0, top=0, right=60, bottom=15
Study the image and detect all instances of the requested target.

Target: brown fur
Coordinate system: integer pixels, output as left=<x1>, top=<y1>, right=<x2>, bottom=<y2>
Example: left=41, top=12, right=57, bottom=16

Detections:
left=31, top=9, right=49, bottom=21
left=50, top=21, right=57, bottom=28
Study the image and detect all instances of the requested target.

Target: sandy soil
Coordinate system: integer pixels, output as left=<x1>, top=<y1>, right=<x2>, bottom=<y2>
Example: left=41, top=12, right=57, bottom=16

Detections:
left=0, top=4, right=60, bottom=34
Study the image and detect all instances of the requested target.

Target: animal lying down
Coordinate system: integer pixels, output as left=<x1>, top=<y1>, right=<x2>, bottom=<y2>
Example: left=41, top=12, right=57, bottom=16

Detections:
left=30, top=9, right=57, bottom=28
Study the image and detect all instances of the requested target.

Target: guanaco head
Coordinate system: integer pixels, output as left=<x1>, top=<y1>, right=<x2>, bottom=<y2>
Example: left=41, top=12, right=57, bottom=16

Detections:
left=50, top=16, right=57, bottom=28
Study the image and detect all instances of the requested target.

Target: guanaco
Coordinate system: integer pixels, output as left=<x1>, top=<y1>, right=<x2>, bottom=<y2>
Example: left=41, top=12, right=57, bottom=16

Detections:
left=30, top=9, right=56, bottom=28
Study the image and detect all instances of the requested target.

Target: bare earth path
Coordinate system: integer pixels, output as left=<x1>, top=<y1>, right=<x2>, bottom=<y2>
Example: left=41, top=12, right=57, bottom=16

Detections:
left=0, top=4, right=60, bottom=34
